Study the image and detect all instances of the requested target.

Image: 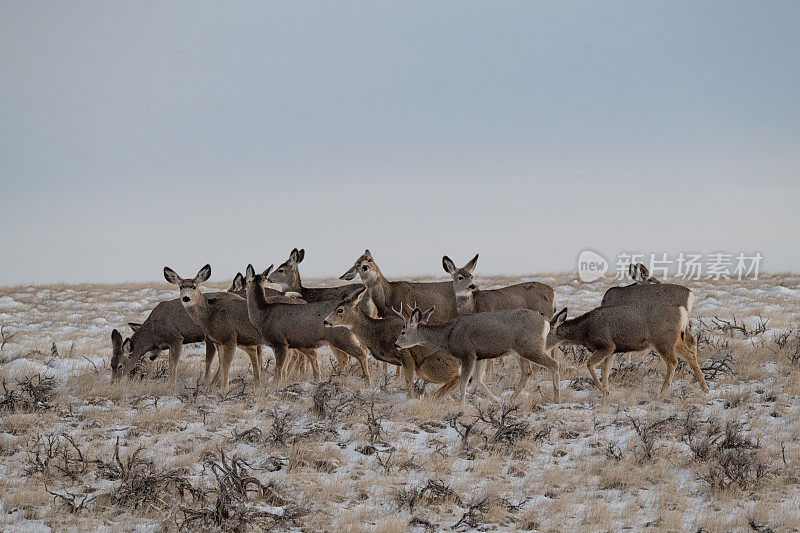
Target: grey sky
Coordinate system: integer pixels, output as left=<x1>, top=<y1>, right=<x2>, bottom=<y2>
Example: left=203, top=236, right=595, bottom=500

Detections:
left=1, top=2, right=798, bottom=285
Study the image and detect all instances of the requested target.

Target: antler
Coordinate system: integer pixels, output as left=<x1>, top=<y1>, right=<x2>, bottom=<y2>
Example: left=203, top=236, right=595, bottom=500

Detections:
left=391, top=302, right=405, bottom=319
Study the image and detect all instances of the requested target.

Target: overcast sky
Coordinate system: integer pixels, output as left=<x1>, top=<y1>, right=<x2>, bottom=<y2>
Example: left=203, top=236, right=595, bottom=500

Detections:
left=1, top=2, right=798, bottom=285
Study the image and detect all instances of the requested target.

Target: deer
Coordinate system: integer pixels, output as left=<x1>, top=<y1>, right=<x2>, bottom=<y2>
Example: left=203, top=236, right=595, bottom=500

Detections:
left=110, top=298, right=216, bottom=383
left=440, top=253, right=558, bottom=401
left=340, top=249, right=457, bottom=324
left=395, top=307, right=561, bottom=407
left=268, top=248, right=367, bottom=370
left=229, top=270, right=317, bottom=380
left=602, top=262, right=695, bottom=364
left=163, top=265, right=268, bottom=392
left=323, top=286, right=499, bottom=400
left=244, top=264, right=371, bottom=384
left=545, top=305, right=709, bottom=396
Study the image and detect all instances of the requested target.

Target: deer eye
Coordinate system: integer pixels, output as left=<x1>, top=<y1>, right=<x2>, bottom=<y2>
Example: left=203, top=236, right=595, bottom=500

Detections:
left=277, top=269, right=284, bottom=273
left=457, top=276, right=464, bottom=281
left=337, top=308, right=343, bottom=315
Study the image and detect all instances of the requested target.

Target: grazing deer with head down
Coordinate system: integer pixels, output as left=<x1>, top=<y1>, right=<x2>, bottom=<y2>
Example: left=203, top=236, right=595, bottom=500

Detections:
left=163, top=265, right=266, bottom=392
left=546, top=305, right=708, bottom=395
left=441, top=253, right=557, bottom=401
left=323, top=286, right=498, bottom=400
left=111, top=298, right=216, bottom=383
left=341, top=249, right=457, bottom=323
left=245, top=264, right=371, bottom=384
left=395, top=307, right=561, bottom=407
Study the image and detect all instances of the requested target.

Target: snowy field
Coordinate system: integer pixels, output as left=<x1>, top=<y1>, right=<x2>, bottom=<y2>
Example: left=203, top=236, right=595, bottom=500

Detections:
left=1, top=273, right=799, bottom=531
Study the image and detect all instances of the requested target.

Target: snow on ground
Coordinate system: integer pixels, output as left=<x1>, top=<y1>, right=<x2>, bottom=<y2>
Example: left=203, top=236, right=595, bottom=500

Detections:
left=1, top=274, right=799, bottom=531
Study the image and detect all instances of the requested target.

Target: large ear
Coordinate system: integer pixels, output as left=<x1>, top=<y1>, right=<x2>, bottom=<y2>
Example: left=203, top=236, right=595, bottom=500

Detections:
left=289, top=248, right=301, bottom=264
left=409, top=307, right=421, bottom=326
left=627, top=263, right=638, bottom=281
left=340, top=265, right=357, bottom=280
left=420, top=306, right=435, bottom=324
left=637, top=263, right=650, bottom=281
left=297, top=249, right=305, bottom=263
left=342, top=285, right=367, bottom=305
left=442, top=255, right=457, bottom=275
left=195, top=264, right=211, bottom=283
left=122, top=337, right=132, bottom=355
left=231, top=272, right=244, bottom=292
left=164, top=267, right=182, bottom=285
left=245, top=264, right=256, bottom=282
left=463, top=253, right=479, bottom=274
left=127, top=322, right=142, bottom=333
left=111, top=329, right=122, bottom=348
left=551, top=308, right=568, bottom=329
left=261, top=264, right=274, bottom=278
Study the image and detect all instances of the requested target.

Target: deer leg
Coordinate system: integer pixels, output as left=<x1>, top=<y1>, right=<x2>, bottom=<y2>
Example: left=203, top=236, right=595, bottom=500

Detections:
left=509, top=356, right=534, bottom=403
left=333, top=335, right=371, bottom=385
left=166, top=341, right=182, bottom=383
left=676, top=341, right=710, bottom=393
left=219, top=344, right=237, bottom=393
left=586, top=348, right=614, bottom=395
left=518, top=348, right=561, bottom=403
left=654, top=344, right=678, bottom=396
left=472, top=360, right=500, bottom=403
left=241, top=345, right=261, bottom=385
left=273, top=345, right=290, bottom=385
left=600, top=355, right=613, bottom=391
left=299, top=349, right=321, bottom=382
left=433, top=375, right=460, bottom=398
left=402, top=360, right=417, bottom=399
left=458, top=354, right=476, bottom=406
left=204, top=341, right=217, bottom=384
left=331, top=347, right=350, bottom=370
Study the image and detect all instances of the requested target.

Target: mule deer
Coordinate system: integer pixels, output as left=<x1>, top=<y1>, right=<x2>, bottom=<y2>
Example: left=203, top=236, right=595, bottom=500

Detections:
left=323, top=286, right=498, bottom=400
left=245, top=264, right=371, bottom=384
left=395, top=307, right=560, bottom=406
left=111, top=299, right=216, bottom=382
left=602, top=263, right=693, bottom=313
left=441, top=253, right=558, bottom=400
left=163, top=265, right=266, bottom=392
left=269, top=248, right=366, bottom=369
left=546, top=305, right=708, bottom=395
left=341, top=249, right=456, bottom=323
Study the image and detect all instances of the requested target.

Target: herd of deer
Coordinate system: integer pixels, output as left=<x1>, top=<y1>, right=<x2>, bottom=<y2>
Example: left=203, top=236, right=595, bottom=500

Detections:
left=110, top=248, right=709, bottom=406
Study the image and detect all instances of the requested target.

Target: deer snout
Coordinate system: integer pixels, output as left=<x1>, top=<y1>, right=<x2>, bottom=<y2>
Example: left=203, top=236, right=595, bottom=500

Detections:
left=468, top=283, right=476, bottom=290
left=323, top=320, right=330, bottom=327
left=394, top=343, right=402, bottom=351
left=182, top=296, right=190, bottom=303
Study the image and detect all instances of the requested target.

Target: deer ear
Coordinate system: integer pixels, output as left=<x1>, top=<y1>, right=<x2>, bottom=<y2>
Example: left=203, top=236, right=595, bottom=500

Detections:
left=164, top=267, right=182, bottom=285
left=420, top=307, right=435, bottom=324
left=442, top=256, right=457, bottom=275
left=297, top=249, right=305, bottom=263
left=628, top=263, right=637, bottom=280
left=232, top=273, right=244, bottom=292
left=127, top=322, right=142, bottom=333
left=122, top=337, right=132, bottom=354
left=551, top=308, right=568, bottom=328
left=111, top=329, right=122, bottom=347
left=637, top=263, right=650, bottom=281
left=289, top=248, right=300, bottom=264
left=262, top=264, right=274, bottom=278
left=464, top=254, right=479, bottom=274
left=409, top=307, right=421, bottom=325
left=245, top=264, right=256, bottom=282
left=195, top=264, right=211, bottom=283
left=342, top=285, right=367, bottom=305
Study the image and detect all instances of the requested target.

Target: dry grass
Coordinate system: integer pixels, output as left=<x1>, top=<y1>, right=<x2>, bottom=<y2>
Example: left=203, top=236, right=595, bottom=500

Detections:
left=1, top=273, right=799, bottom=530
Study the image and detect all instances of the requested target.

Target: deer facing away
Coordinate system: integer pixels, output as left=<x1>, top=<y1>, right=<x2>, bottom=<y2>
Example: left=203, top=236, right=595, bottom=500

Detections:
left=546, top=305, right=708, bottom=395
